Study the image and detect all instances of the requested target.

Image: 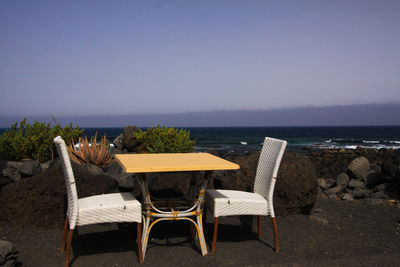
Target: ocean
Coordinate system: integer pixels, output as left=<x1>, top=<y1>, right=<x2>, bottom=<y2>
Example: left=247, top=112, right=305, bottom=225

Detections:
left=1, top=126, right=399, bottom=152
left=79, top=126, right=400, bottom=152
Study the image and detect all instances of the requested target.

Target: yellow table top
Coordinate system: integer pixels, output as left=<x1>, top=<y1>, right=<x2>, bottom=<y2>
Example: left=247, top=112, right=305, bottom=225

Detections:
left=115, top=153, right=240, bottom=173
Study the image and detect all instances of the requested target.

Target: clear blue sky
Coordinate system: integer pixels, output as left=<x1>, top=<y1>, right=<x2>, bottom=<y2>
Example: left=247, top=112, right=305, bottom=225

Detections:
left=1, top=0, right=399, bottom=117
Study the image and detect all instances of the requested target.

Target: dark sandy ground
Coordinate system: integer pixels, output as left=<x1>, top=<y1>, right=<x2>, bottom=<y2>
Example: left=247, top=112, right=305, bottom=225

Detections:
left=1, top=198, right=400, bottom=267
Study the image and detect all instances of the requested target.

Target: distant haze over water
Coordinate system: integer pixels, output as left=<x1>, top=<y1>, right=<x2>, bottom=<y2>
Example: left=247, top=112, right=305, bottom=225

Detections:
left=0, top=104, right=399, bottom=128
left=1, top=104, right=399, bottom=151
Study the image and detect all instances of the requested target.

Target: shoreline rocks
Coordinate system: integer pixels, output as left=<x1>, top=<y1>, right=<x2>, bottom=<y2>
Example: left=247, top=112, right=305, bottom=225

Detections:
left=311, top=149, right=400, bottom=201
left=0, top=148, right=399, bottom=229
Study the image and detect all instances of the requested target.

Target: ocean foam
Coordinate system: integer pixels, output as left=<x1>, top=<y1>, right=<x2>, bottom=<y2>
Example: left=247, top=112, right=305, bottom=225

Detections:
left=363, top=140, right=380, bottom=144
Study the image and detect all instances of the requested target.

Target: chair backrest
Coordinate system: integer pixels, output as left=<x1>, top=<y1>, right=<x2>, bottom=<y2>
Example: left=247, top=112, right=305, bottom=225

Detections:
left=253, top=137, right=287, bottom=203
left=54, top=136, right=79, bottom=229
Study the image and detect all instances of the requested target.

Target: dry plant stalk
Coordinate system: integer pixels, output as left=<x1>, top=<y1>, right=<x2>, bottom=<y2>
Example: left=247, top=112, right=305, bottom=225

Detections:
left=67, top=133, right=113, bottom=168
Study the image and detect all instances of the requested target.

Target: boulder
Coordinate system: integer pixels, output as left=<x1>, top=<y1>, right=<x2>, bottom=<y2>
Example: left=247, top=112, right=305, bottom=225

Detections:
left=0, top=240, right=18, bottom=267
left=7, top=160, right=42, bottom=176
left=325, top=178, right=336, bottom=188
left=364, top=170, right=382, bottom=188
left=370, top=191, right=387, bottom=199
left=113, top=174, right=136, bottom=191
left=370, top=162, right=382, bottom=173
left=273, top=152, right=318, bottom=216
left=347, top=156, right=370, bottom=180
left=0, top=164, right=118, bottom=229
left=326, top=185, right=343, bottom=195
left=215, top=151, right=259, bottom=192
left=212, top=151, right=318, bottom=216
left=1, top=167, right=21, bottom=182
left=112, top=133, right=124, bottom=151
left=85, top=163, right=105, bottom=176
left=328, top=194, right=338, bottom=200
left=71, top=161, right=104, bottom=176
left=317, top=178, right=328, bottom=189
left=353, top=188, right=370, bottom=199
left=342, top=193, right=354, bottom=201
left=348, top=179, right=365, bottom=189
left=40, top=160, right=53, bottom=172
left=373, top=183, right=386, bottom=192
left=123, top=126, right=140, bottom=152
left=148, top=172, right=195, bottom=199
left=0, top=161, right=6, bottom=173
left=104, top=161, right=124, bottom=179
left=336, top=172, right=350, bottom=186
left=104, top=161, right=138, bottom=191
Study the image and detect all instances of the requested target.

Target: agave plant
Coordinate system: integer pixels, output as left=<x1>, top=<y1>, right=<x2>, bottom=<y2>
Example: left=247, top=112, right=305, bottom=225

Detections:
left=68, top=133, right=113, bottom=168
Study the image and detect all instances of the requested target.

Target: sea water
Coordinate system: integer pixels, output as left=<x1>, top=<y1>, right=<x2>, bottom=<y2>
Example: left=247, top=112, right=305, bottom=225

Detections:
left=1, top=126, right=399, bottom=152
left=80, top=126, right=400, bottom=152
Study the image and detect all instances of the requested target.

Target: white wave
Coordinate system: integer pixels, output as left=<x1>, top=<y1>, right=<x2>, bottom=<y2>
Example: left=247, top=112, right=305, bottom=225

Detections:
left=345, top=145, right=358, bottom=150
left=389, top=141, right=400, bottom=144
left=325, top=139, right=332, bottom=143
left=75, top=143, right=114, bottom=149
left=363, top=140, right=380, bottom=144
left=240, top=141, right=247, bottom=145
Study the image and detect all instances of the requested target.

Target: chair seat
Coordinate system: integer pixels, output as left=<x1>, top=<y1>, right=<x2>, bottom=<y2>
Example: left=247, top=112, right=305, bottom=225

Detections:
left=76, top=192, right=141, bottom=226
left=206, top=189, right=269, bottom=217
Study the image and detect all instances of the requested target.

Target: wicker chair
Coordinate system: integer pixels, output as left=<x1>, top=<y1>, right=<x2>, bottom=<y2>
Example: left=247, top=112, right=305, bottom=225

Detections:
left=205, top=137, right=287, bottom=254
left=54, top=136, right=143, bottom=266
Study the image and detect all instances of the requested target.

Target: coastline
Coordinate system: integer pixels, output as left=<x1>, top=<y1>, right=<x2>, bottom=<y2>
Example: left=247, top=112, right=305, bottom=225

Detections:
left=0, top=132, right=399, bottom=266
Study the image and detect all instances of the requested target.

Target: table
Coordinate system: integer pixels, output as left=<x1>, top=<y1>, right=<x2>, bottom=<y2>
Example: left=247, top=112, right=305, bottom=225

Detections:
left=115, top=153, right=240, bottom=259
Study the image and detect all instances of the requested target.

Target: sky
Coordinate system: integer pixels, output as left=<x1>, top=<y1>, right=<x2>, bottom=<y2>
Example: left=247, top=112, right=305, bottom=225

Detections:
left=0, top=0, right=399, bottom=119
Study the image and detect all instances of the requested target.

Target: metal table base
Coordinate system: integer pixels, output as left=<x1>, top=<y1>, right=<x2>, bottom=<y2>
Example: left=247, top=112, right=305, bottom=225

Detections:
left=136, top=171, right=212, bottom=259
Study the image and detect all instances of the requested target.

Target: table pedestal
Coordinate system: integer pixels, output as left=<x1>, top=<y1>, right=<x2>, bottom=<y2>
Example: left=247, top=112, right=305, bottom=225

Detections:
left=136, top=171, right=212, bottom=259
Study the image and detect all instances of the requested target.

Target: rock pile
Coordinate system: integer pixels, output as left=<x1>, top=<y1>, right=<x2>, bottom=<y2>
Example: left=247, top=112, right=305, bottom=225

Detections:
left=112, top=126, right=141, bottom=152
left=0, top=150, right=319, bottom=231
left=317, top=154, right=400, bottom=201
left=0, top=159, right=50, bottom=186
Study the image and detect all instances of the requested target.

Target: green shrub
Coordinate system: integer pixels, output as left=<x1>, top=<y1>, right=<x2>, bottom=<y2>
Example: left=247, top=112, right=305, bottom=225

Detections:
left=135, top=125, right=196, bottom=153
left=0, top=118, right=83, bottom=162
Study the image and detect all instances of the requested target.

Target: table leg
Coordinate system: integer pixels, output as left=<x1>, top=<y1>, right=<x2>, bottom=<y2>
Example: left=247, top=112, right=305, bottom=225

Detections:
left=192, top=170, right=212, bottom=256
left=135, top=171, right=212, bottom=259
left=136, top=173, right=151, bottom=259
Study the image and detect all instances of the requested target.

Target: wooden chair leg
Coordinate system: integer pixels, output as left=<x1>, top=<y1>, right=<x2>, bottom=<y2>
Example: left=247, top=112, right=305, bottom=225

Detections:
left=211, top=217, right=219, bottom=254
left=258, top=216, right=262, bottom=238
left=64, top=228, right=74, bottom=267
left=271, top=217, right=279, bottom=252
left=61, top=216, right=69, bottom=252
left=137, top=222, right=143, bottom=263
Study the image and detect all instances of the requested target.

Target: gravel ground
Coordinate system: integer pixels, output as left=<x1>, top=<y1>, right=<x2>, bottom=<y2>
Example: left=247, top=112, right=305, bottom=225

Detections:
left=1, top=198, right=400, bottom=267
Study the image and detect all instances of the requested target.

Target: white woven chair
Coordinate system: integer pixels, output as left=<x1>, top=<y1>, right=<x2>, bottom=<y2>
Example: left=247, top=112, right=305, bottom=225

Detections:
left=205, top=137, right=287, bottom=254
left=54, top=136, right=143, bottom=266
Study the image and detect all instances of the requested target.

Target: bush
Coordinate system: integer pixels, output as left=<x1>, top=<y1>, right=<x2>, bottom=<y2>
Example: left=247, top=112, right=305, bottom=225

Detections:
left=68, top=133, right=113, bottom=168
left=0, top=118, right=83, bottom=162
left=135, top=125, right=196, bottom=153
